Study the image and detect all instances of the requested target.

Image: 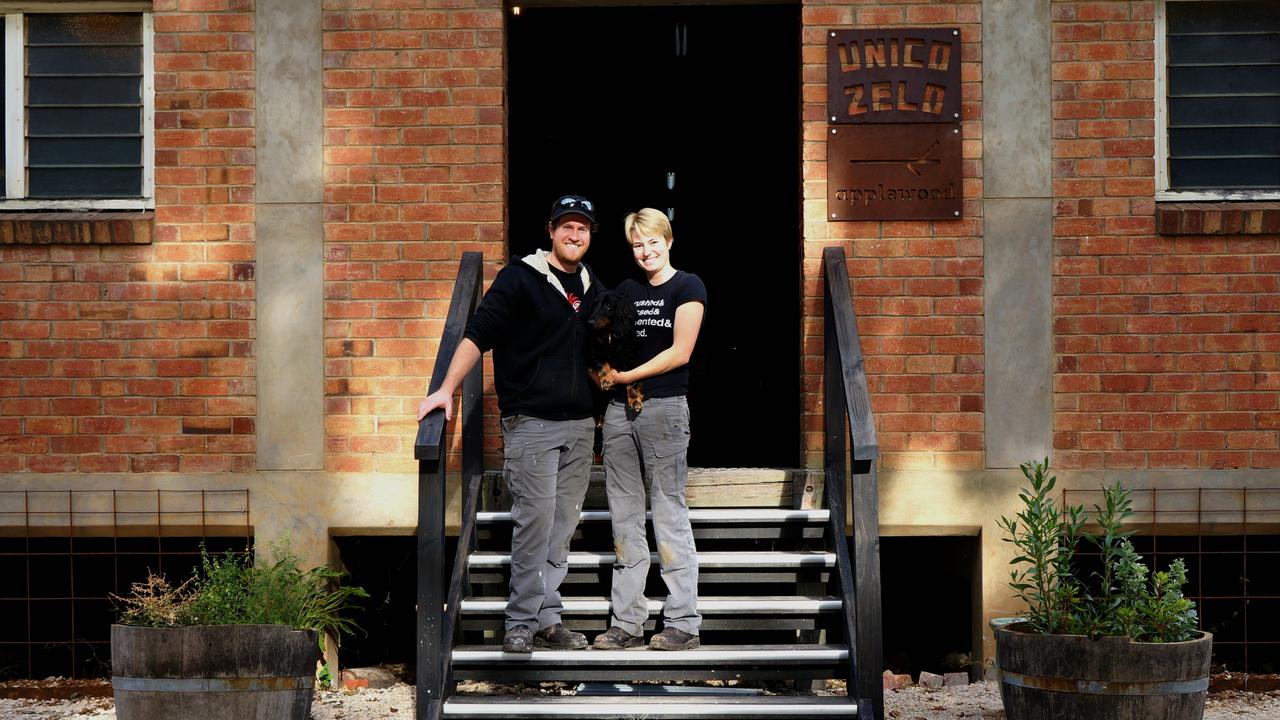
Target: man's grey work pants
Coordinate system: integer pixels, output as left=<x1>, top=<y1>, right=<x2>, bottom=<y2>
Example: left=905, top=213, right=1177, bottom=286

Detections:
left=602, top=396, right=701, bottom=636
left=501, top=414, right=594, bottom=632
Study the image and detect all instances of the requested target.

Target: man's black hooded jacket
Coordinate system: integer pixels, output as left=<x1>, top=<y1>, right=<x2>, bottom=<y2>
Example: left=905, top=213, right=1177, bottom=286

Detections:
left=463, top=250, right=602, bottom=420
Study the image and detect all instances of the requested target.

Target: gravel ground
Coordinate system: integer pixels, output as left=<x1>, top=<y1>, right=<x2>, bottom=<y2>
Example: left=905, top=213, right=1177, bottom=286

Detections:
left=5, top=681, right=1280, bottom=719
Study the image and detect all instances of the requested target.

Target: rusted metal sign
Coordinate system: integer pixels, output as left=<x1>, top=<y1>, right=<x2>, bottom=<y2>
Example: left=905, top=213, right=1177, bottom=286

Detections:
left=827, top=124, right=962, bottom=221
left=827, top=28, right=962, bottom=124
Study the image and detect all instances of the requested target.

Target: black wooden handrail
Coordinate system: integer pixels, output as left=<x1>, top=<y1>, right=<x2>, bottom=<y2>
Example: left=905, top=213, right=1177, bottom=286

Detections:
left=823, top=247, right=879, bottom=464
left=414, top=251, right=484, bottom=460
left=823, top=245, right=884, bottom=720
left=436, top=473, right=482, bottom=720
left=416, top=251, right=484, bottom=720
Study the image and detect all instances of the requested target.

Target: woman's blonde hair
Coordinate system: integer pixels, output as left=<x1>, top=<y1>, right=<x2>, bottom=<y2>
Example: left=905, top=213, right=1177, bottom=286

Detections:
left=622, top=208, right=672, bottom=244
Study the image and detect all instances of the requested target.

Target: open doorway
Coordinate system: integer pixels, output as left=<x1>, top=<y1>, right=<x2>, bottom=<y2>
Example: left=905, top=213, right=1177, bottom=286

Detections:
left=507, top=4, right=802, bottom=467
left=880, top=535, right=980, bottom=680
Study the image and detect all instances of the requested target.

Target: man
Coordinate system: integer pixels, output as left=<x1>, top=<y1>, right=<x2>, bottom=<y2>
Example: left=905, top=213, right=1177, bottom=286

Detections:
left=416, top=195, right=602, bottom=653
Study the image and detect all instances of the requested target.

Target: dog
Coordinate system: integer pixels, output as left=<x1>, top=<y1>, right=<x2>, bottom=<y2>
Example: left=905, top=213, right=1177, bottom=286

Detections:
left=587, top=289, right=644, bottom=419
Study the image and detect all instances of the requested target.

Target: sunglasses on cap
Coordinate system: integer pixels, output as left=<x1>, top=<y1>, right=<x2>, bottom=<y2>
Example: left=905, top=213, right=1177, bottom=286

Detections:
left=558, top=197, right=593, bottom=212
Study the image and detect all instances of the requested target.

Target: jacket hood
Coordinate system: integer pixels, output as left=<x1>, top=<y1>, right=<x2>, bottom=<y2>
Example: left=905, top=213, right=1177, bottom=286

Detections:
left=521, top=249, right=594, bottom=300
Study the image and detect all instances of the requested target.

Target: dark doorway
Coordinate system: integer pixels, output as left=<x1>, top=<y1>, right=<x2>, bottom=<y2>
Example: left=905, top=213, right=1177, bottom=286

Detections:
left=879, top=535, right=979, bottom=680
left=508, top=4, right=802, bottom=467
left=332, top=536, right=418, bottom=669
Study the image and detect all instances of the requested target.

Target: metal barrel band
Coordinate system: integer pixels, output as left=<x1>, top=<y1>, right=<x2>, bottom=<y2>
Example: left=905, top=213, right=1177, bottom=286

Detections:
left=999, top=670, right=1209, bottom=696
left=113, top=676, right=315, bottom=692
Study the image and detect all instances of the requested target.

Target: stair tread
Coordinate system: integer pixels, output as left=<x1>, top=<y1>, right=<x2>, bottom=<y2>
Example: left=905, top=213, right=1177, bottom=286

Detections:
left=484, top=467, right=816, bottom=478
left=452, top=644, right=849, bottom=664
left=443, top=696, right=859, bottom=717
left=468, top=551, right=835, bottom=568
left=448, top=696, right=856, bottom=704
left=460, top=596, right=842, bottom=613
left=477, top=508, right=830, bottom=523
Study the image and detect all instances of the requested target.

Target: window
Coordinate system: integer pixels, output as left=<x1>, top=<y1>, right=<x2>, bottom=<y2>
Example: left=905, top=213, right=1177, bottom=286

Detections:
left=2, top=11, right=153, bottom=210
left=1156, top=0, right=1280, bottom=201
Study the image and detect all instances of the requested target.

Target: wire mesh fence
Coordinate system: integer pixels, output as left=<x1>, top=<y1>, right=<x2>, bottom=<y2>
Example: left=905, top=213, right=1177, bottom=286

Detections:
left=0, top=489, right=251, bottom=680
left=1063, top=487, right=1280, bottom=675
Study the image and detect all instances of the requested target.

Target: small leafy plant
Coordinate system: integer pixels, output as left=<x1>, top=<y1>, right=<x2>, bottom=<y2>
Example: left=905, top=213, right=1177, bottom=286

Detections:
left=998, top=459, right=1198, bottom=642
left=114, top=538, right=368, bottom=685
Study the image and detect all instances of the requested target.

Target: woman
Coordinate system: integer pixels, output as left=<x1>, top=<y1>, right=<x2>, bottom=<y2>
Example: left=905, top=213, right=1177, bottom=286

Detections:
left=592, top=208, right=707, bottom=651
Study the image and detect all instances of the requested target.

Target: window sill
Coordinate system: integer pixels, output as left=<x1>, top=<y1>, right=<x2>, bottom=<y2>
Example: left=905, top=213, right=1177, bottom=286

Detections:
left=1156, top=202, right=1280, bottom=236
left=0, top=211, right=154, bottom=245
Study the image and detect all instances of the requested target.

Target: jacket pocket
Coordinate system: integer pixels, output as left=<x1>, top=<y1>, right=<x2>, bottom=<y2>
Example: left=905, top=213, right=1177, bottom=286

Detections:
left=522, top=358, right=571, bottom=405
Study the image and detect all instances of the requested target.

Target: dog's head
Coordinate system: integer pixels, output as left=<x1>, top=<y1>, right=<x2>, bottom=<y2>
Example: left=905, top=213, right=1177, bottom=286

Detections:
left=588, top=290, right=635, bottom=343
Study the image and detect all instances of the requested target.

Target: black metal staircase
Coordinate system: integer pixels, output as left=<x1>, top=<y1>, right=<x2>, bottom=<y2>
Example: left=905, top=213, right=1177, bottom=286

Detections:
left=414, top=248, right=882, bottom=720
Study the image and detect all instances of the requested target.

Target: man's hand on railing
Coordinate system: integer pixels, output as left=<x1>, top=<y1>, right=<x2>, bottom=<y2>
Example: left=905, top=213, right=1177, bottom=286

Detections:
left=415, top=338, right=481, bottom=424
left=416, top=388, right=454, bottom=422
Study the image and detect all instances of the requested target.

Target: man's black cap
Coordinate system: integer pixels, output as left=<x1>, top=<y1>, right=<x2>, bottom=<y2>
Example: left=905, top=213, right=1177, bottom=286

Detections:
left=549, top=195, right=596, bottom=225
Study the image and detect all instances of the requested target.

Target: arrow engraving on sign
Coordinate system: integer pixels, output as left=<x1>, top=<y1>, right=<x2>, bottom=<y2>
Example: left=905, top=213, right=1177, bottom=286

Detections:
left=848, top=140, right=941, bottom=177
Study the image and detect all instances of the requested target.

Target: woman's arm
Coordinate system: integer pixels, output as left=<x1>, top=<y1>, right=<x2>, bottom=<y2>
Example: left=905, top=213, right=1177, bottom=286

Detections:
left=614, top=301, right=704, bottom=385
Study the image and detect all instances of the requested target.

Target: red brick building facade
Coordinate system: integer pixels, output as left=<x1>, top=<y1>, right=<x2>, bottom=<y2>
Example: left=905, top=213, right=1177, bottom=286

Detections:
left=0, top=0, right=1276, bottom=674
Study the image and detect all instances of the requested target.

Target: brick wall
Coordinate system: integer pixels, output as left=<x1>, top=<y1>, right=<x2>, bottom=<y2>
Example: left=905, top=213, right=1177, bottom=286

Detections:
left=321, top=0, right=505, bottom=473
left=0, top=0, right=256, bottom=474
left=1051, top=0, right=1280, bottom=470
left=801, top=0, right=985, bottom=470
left=2, top=0, right=1274, bottom=476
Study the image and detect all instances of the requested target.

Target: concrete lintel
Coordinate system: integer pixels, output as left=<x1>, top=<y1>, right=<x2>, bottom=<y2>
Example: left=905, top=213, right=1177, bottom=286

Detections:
left=880, top=524, right=982, bottom=537
left=877, top=466, right=1280, bottom=539
left=0, top=471, right=449, bottom=569
left=875, top=464, right=1280, bottom=487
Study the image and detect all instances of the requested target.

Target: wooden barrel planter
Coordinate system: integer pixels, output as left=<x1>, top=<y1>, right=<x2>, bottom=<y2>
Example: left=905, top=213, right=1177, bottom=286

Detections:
left=994, top=622, right=1212, bottom=720
left=111, top=624, right=319, bottom=720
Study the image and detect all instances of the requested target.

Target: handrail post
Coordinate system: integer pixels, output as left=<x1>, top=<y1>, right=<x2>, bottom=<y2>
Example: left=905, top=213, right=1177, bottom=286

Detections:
left=852, top=459, right=883, bottom=720
left=823, top=246, right=884, bottom=720
left=416, top=453, right=444, bottom=720
left=823, top=268, right=858, bottom=691
left=443, top=276, right=484, bottom=711
left=414, top=252, right=484, bottom=720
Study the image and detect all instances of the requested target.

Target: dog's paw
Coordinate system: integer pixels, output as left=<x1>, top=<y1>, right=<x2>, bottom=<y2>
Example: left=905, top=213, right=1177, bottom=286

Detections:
left=626, top=384, right=644, bottom=416
left=591, top=363, right=616, bottom=390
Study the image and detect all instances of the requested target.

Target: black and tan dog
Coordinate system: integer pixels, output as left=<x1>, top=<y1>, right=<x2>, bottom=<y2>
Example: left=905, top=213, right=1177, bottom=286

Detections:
left=587, top=289, right=644, bottom=419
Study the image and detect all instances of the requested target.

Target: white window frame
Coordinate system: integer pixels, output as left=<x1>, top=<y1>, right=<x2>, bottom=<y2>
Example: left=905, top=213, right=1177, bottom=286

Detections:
left=1, top=5, right=153, bottom=210
left=1156, top=0, right=1280, bottom=202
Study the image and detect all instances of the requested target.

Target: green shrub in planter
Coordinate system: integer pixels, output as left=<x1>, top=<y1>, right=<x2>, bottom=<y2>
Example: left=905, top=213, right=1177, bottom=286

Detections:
left=993, top=460, right=1210, bottom=720
left=116, top=539, right=367, bottom=645
left=997, top=459, right=1198, bottom=641
left=111, top=539, right=368, bottom=720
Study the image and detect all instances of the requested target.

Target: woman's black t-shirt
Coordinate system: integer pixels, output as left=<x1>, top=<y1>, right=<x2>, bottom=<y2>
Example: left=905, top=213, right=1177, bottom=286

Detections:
left=613, top=270, right=707, bottom=399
